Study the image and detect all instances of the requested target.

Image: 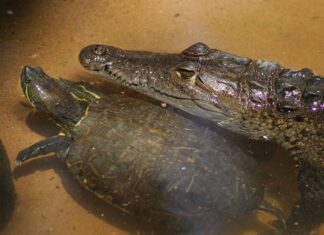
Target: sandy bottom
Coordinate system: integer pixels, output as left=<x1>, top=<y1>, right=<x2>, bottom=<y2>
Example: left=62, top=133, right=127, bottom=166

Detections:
left=0, top=0, right=323, bottom=234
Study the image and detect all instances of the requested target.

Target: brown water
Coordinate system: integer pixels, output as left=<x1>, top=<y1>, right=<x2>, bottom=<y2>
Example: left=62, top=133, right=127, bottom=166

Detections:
left=0, top=0, right=323, bottom=234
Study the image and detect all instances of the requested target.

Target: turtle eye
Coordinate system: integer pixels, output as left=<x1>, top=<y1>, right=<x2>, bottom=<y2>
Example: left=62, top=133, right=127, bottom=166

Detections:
left=92, top=45, right=106, bottom=56
left=24, top=77, right=31, bottom=84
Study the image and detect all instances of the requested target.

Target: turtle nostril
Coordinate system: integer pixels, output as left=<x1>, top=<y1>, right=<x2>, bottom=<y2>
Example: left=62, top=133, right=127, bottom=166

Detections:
left=23, top=66, right=32, bottom=73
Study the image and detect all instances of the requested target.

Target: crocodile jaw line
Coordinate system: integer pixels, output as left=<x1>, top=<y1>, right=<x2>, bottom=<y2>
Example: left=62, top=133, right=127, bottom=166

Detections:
left=97, top=65, right=227, bottom=118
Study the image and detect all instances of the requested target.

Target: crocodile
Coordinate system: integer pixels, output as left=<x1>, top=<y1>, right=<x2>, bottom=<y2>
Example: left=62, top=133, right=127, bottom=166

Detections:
left=79, top=42, right=324, bottom=234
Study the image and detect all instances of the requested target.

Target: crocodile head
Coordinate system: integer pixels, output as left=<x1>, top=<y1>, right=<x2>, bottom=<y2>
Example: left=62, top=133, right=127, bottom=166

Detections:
left=79, top=43, right=257, bottom=123
left=79, top=43, right=324, bottom=132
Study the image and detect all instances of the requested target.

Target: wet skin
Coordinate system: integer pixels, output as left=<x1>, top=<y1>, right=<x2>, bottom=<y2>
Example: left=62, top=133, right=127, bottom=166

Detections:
left=16, top=66, right=286, bottom=234
left=79, top=43, right=323, bottom=234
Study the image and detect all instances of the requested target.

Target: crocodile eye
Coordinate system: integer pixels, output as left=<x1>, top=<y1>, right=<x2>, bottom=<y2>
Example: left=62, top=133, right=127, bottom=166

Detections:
left=175, top=62, right=201, bottom=83
left=175, top=69, right=197, bottom=86
left=92, top=45, right=106, bottom=56
left=177, top=69, right=196, bottom=80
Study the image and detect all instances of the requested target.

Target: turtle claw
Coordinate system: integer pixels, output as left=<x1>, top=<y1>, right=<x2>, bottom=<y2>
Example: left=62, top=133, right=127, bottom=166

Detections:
left=15, top=159, right=23, bottom=166
left=15, top=151, right=28, bottom=166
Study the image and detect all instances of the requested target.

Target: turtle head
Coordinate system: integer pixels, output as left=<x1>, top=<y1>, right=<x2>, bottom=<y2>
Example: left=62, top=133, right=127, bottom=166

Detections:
left=21, top=66, right=86, bottom=128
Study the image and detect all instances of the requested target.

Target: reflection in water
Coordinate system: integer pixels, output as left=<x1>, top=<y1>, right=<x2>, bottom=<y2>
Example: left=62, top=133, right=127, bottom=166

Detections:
left=0, top=140, right=16, bottom=231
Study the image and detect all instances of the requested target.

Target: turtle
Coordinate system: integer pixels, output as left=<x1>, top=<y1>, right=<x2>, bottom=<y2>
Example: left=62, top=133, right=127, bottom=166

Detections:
left=16, top=66, right=285, bottom=233
left=0, top=140, right=16, bottom=231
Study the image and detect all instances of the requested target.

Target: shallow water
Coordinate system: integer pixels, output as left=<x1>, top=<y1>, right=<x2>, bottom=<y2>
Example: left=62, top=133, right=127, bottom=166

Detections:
left=0, top=0, right=323, bottom=234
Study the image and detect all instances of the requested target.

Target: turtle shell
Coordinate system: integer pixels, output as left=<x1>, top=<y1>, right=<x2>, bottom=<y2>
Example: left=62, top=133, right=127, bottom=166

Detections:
left=60, top=95, right=263, bottom=230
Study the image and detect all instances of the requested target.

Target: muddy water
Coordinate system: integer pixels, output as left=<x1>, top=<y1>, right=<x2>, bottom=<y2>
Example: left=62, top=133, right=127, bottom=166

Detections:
left=0, top=0, right=323, bottom=234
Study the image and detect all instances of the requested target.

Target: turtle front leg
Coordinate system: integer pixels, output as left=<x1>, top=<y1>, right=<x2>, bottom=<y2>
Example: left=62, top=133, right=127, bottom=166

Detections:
left=16, top=135, right=71, bottom=165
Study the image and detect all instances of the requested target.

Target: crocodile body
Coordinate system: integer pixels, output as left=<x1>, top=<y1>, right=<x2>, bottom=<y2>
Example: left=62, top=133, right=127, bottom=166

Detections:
left=79, top=43, right=323, bottom=234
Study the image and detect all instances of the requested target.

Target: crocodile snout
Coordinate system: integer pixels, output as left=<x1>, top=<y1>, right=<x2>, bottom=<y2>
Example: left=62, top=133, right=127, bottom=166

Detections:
left=79, top=44, right=122, bottom=72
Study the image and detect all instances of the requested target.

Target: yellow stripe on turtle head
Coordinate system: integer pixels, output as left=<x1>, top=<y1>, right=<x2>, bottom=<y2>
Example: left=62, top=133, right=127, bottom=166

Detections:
left=69, top=84, right=102, bottom=102
left=79, top=85, right=101, bottom=99
left=24, top=83, right=36, bottom=108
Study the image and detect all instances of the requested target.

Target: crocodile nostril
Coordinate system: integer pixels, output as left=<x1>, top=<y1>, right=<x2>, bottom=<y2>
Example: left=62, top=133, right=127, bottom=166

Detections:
left=92, top=45, right=106, bottom=56
left=89, top=62, right=97, bottom=71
